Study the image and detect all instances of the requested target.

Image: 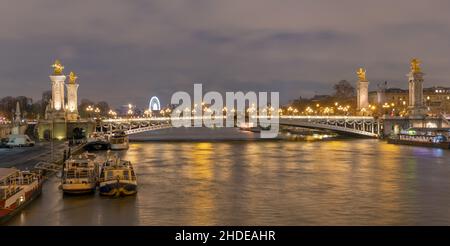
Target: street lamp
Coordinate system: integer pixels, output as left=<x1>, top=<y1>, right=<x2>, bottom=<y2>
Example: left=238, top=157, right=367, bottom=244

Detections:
left=287, top=106, right=293, bottom=115
left=94, top=107, right=100, bottom=118
left=144, top=110, right=151, bottom=118
left=382, top=103, right=391, bottom=115
left=86, top=105, right=94, bottom=118
left=108, top=110, right=117, bottom=119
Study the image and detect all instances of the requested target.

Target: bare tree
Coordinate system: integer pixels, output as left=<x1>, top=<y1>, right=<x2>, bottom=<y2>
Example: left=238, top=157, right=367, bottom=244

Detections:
left=333, top=80, right=355, bottom=99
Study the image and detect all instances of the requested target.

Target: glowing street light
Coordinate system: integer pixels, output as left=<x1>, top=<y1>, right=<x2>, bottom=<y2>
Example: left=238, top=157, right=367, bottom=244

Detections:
left=86, top=105, right=94, bottom=112
left=86, top=105, right=94, bottom=118
left=108, top=109, right=117, bottom=118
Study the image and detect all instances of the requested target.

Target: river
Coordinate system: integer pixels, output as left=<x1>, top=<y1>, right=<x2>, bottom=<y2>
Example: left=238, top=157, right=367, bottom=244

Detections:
left=6, top=129, right=450, bottom=225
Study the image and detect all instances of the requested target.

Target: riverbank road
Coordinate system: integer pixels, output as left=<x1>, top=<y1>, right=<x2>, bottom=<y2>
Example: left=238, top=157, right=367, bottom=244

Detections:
left=0, top=141, right=67, bottom=170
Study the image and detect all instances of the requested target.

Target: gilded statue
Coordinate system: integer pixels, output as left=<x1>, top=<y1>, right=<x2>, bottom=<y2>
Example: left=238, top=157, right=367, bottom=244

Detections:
left=411, top=58, right=421, bottom=73
left=51, top=59, right=64, bottom=75
left=69, top=71, right=78, bottom=83
left=356, top=68, right=367, bottom=81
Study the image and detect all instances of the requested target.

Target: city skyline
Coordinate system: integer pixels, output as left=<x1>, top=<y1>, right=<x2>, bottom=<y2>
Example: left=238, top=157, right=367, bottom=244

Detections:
left=1, top=0, right=450, bottom=108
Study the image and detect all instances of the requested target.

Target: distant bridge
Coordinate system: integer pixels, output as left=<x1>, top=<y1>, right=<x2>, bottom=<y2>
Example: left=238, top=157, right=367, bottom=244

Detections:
left=101, top=118, right=172, bottom=135
left=276, top=116, right=381, bottom=138
left=101, top=115, right=381, bottom=137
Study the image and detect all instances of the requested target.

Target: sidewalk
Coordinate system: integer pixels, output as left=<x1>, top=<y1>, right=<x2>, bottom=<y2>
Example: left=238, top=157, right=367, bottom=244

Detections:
left=0, top=141, right=68, bottom=170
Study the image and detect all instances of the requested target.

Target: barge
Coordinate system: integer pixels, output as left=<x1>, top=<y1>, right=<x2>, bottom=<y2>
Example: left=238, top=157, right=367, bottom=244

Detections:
left=0, top=168, right=43, bottom=224
left=388, top=134, right=450, bottom=149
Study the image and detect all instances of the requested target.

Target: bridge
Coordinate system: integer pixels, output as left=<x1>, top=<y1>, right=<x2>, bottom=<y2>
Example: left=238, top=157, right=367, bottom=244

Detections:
left=277, top=116, right=381, bottom=138
left=100, top=115, right=381, bottom=138
left=101, top=118, right=172, bottom=135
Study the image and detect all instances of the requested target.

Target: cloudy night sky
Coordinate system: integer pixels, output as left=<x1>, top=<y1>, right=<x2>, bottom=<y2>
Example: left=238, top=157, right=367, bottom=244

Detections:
left=1, top=0, right=450, bottom=108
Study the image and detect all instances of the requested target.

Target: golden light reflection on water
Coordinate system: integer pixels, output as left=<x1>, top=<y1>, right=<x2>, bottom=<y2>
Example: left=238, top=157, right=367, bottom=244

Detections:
left=6, top=138, right=450, bottom=226
left=185, top=142, right=214, bottom=180
left=183, top=142, right=215, bottom=224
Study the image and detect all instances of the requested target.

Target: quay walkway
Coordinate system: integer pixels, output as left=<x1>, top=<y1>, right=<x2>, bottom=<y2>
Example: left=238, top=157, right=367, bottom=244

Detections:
left=0, top=141, right=85, bottom=171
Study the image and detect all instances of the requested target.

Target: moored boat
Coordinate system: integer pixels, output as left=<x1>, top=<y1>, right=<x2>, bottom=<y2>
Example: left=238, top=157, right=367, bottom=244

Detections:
left=109, top=131, right=129, bottom=150
left=239, top=122, right=271, bottom=133
left=61, top=152, right=99, bottom=195
left=388, top=133, right=450, bottom=149
left=99, top=156, right=137, bottom=197
left=387, top=135, right=450, bottom=149
left=85, top=132, right=110, bottom=151
left=0, top=168, right=43, bottom=224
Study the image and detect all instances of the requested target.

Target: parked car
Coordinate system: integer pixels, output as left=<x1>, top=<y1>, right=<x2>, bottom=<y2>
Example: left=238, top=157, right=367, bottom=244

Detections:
left=6, top=134, right=35, bottom=147
left=0, top=138, right=8, bottom=148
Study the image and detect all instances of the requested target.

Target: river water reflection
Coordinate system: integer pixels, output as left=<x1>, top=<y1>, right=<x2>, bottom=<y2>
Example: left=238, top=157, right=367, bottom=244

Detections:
left=7, top=138, right=450, bottom=225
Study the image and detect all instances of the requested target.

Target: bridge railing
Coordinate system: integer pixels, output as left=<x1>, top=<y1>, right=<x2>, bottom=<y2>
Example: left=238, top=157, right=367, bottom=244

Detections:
left=102, top=116, right=229, bottom=123
left=260, top=115, right=375, bottom=120
left=278, top=115, right=380, bottom=137
left=103, top=115, right=375, bottom=122
left=124, top=124, right=173, bottom=135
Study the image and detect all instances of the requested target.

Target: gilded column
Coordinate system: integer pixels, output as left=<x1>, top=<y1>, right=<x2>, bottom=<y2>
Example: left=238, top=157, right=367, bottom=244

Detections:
left=407, top=58, right=427, bottom=117
left=49, top=60, right=66, bottom=112
left=66, top=71, right=80, bottom=121
left=356, top=68, right=369, bottom=114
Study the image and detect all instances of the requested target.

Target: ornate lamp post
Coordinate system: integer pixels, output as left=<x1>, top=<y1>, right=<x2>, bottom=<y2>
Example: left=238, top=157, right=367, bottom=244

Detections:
left=382, top=103, right=390, bottom=115
left=94, top=107, right=100, bottom=118
left=144, top=110, right=151, bottom=118
left=86, top=105, right=94, bottom=118
left=108, top=110, right=117, bottom=119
